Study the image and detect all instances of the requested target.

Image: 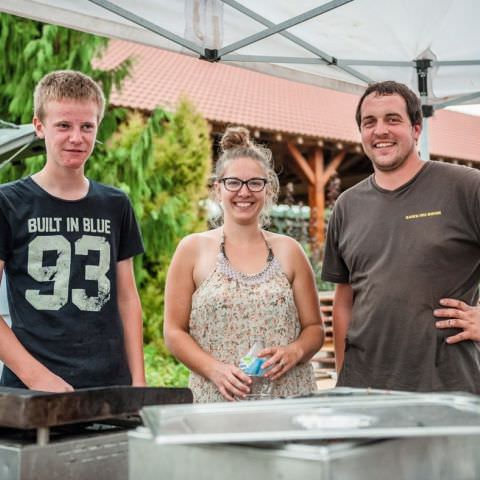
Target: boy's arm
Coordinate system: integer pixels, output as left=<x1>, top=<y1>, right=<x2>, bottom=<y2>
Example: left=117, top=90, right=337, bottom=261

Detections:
left=116, top=257, right=146, bottom=386
left=0, top=261, right=73, bottom=392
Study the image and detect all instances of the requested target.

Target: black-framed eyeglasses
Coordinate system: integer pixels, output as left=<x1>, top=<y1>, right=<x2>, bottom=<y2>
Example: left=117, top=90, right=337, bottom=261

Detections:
left=219, top=177, right=268, bottom=192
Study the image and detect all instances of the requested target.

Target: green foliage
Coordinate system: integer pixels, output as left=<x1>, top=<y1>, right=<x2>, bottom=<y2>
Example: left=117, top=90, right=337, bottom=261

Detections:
left=0, top=13, right=130, bottom=127
left=301, top=243, right=334, bottom=292
left=270, top=206, right=334, bottom=291
left=315, top=272, right=334, bottom=292
left=0, top=13, right=131, bottom=185
left=144, top=343, right=189, bottom=387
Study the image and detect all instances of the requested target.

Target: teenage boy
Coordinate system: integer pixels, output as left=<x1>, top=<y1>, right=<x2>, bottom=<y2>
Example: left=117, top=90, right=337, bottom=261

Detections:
left=0, top=70, right=145, bottom=391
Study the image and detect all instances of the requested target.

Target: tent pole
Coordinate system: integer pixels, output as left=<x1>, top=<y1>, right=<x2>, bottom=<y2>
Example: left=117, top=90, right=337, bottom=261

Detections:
left=416, top=59, right=433, bottom=162
left=419, top=117, right=430, bottom=161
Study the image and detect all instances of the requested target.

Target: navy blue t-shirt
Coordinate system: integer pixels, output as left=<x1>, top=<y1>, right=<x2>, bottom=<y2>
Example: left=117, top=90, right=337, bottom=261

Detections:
left=0, top=177, right=144, bottom=388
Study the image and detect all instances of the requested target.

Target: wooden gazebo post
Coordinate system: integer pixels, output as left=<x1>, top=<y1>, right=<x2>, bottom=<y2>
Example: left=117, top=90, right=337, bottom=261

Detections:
left=287, top=142, right=346, bottom=245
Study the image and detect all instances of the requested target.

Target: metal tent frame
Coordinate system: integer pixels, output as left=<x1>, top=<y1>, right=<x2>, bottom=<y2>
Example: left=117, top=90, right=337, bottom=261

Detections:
left=87, top=0, right=480, bottom=111
left=1, top=0, right=480, bottom=159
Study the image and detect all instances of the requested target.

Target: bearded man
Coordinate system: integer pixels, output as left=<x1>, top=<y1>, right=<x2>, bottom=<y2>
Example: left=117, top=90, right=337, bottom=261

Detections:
left=322, top=81, right=480, bottom=393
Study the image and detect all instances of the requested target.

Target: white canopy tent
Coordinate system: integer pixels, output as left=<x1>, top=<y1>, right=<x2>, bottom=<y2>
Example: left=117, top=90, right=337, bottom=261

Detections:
left=1, top=0, right=480, bottom=159
left=0, top=122, right=43, bottom=164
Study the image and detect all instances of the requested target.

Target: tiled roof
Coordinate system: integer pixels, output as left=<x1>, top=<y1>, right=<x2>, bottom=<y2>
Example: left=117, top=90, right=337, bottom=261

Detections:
left=429, top=110, right=480, bottom=162
left=97, top=40, right=480, bottom=163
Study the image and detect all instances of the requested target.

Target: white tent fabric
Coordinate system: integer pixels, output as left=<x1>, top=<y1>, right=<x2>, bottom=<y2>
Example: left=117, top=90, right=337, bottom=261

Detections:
left=1, top=0, right=480, bottom=159
left=2, top=0, right=479, bottom=109
left=0, top=122, right=45, bottom=166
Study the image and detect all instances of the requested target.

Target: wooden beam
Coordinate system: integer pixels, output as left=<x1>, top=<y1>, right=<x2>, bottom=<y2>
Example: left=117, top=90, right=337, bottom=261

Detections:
left=313, top=147, right=325, bottom=245
left=287, top=142, right=315, bottom=186
left=308, top=182, right=315, bottom=219
left=321, top=150, right=346, bottom=186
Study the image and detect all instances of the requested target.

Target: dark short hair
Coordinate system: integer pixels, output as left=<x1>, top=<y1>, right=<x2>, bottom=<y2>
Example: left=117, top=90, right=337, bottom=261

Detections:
left=355, top=81, right=422, bottom=129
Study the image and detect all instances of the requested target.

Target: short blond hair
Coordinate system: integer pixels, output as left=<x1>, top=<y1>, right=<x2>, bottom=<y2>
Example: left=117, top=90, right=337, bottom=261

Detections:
left=34, top=70, right=105, bottom=122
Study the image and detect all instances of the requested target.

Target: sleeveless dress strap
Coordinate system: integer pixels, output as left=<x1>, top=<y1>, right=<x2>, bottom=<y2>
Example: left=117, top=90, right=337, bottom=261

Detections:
left=260, top=230, right=275, bottom=262
left=221, top=228, right=274, bottom=262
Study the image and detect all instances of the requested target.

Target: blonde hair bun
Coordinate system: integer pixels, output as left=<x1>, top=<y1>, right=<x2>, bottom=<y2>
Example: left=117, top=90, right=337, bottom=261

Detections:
left=220, top=126, right=251, bottom=152
left=212, top=124, right=279, bottom=228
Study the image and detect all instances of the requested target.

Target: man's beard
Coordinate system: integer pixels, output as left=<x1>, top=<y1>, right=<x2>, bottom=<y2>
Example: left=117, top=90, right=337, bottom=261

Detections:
left=370, top=142, right=416, bottom=172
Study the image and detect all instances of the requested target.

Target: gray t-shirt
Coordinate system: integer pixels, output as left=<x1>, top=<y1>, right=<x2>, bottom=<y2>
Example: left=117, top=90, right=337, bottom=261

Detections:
left=322, top=161, right=480, bottom=393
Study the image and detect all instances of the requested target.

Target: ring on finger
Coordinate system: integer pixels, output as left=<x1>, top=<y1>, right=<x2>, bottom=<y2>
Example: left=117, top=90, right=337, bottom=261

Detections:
left=448, top=319, right=454, bottom=327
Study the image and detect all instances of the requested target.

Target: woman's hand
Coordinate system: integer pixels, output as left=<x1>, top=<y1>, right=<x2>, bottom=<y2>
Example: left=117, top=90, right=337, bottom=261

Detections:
left=258, top=344, right=302, bottom=381
left=209, top=362, right=252, bottom=401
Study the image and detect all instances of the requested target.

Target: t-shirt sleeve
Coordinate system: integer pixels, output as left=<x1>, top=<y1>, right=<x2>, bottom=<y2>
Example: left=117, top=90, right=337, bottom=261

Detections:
left=117, top=195, right=144, bottom=261
left=0, top=194, right=12, bottom=261
left=472, top=179, right=480, bottom=244
left=321, top=206, right=350, bottom=283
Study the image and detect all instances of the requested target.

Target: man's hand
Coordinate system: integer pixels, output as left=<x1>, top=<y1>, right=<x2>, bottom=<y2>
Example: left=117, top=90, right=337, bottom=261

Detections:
left=434, top=298, right=480, bottom=343
left=25, top=370, right=74, bottom=392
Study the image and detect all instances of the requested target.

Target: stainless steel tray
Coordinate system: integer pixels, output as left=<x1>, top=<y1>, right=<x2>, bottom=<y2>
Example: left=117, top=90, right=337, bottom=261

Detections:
left=141, top=389, right=480, bottom=444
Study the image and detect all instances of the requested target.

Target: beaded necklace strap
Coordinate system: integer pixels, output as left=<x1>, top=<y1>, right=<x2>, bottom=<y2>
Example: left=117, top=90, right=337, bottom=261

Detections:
left=220, top=229, right=273, bottom=261
left=218, top=229, right=278, bottom=285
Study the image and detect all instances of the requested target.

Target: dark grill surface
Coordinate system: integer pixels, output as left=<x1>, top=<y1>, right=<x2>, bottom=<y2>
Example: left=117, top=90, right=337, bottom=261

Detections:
left=0, top=419, right=138, bottom=445
left=0, top=386, right=192, bottom=429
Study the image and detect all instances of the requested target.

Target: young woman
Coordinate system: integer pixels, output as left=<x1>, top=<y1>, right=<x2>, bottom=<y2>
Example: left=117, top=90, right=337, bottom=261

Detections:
left=164, top=126, right=324, bottom=402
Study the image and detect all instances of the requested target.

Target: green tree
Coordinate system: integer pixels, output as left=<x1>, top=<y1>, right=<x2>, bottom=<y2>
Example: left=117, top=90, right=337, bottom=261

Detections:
left=0, top=13, right=129, bottom=122
left=0, top=13, right=130, bottom=180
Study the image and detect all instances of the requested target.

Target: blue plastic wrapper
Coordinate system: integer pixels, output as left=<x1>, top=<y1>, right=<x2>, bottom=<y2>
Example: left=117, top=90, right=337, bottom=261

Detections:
left=239, top=354, right=266, bottom=375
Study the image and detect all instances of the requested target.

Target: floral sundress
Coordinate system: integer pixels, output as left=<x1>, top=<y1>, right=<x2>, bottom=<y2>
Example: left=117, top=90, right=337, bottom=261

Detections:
left=188, top=233, right=316, bottom=402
